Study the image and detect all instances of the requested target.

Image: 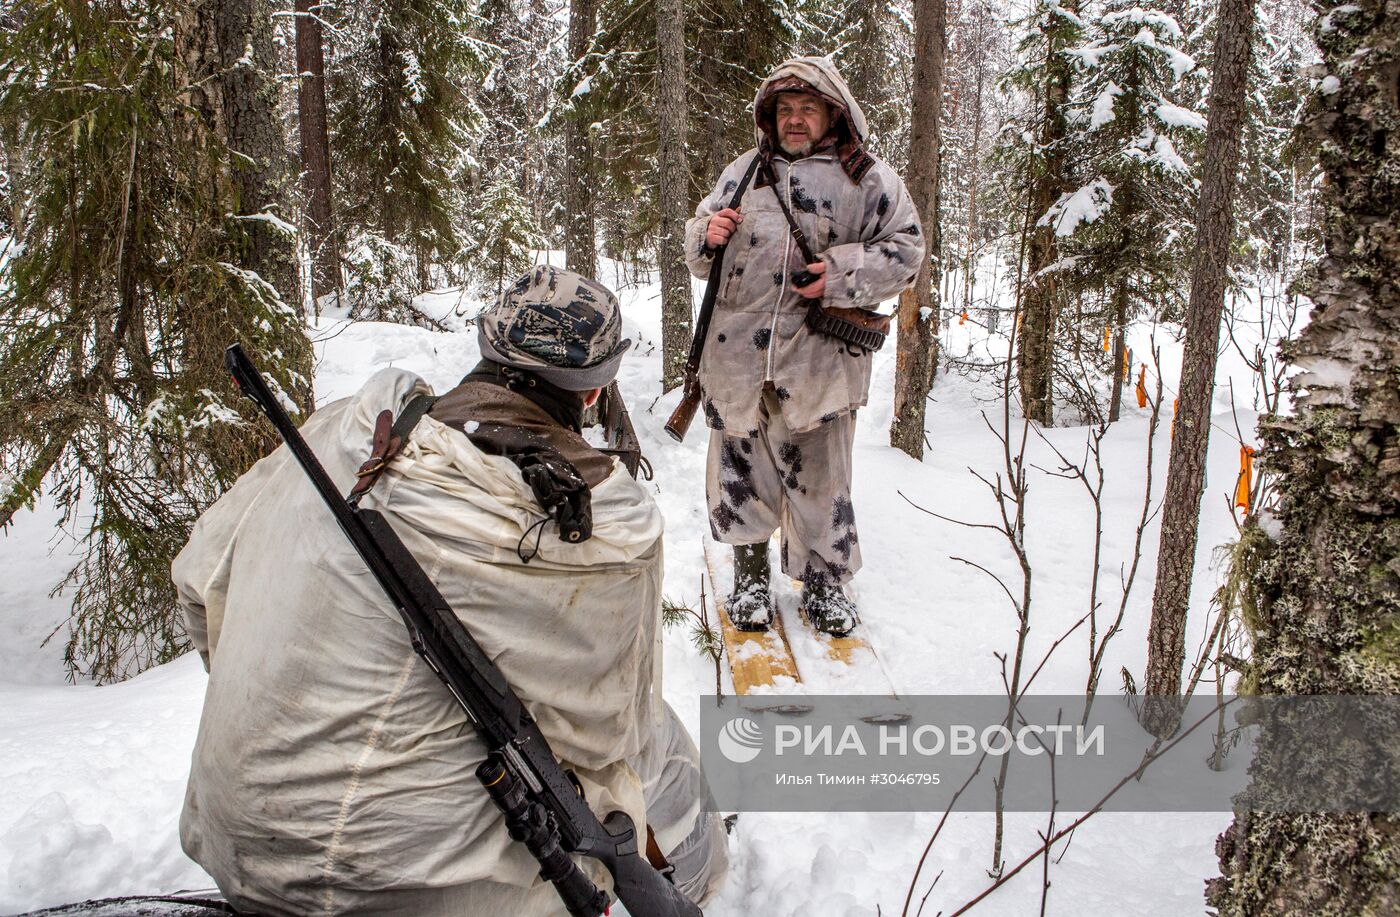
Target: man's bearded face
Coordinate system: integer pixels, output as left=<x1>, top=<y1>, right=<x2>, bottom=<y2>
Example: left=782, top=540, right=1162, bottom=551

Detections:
left=775, top=92, right=832, bottom=158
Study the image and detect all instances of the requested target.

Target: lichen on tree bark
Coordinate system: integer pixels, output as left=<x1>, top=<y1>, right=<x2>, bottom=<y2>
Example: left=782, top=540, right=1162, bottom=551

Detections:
left=1207, top=0, right=1400, bottom=911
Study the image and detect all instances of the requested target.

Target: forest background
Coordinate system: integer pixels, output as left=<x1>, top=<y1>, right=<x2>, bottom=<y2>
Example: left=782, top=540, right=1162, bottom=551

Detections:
left=1, top=0, right=1397, bottom=912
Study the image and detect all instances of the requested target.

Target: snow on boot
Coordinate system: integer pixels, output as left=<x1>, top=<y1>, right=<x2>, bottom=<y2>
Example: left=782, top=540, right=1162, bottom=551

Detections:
left=802, top=577, right=857, bottom=637
left=728, top=543, right=773, bottom=632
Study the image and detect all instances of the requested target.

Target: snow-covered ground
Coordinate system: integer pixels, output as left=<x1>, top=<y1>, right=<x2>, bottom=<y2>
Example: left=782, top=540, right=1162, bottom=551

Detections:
left=0, top=257, right=1281, bottom=915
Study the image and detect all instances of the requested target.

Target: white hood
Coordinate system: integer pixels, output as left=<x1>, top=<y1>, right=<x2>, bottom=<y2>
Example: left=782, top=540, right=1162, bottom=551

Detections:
left=751, top=55, right=869, bottom=146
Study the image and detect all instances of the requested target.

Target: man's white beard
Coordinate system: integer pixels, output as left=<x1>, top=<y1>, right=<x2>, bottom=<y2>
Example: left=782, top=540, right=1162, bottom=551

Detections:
left=779, top=136, right=817, bottom=157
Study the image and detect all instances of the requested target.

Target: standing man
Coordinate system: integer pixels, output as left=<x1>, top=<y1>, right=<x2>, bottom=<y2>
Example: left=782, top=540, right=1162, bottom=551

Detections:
left=175, top=267, right=726, bottom=915
left=684, top=56, right=924, bottom=637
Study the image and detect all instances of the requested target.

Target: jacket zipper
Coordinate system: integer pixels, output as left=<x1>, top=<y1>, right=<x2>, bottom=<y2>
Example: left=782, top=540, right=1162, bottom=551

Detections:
left=765, top=161, right=793, bottom=382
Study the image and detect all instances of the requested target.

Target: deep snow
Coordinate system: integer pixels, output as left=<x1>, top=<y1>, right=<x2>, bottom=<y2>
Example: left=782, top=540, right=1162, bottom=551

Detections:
left=0, top=257, right=1280, bottom=915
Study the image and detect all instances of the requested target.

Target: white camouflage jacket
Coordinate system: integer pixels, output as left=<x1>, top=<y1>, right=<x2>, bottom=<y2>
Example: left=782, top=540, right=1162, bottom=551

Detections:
left=684, top=56, right=925, bottom=436
left=172, top=369, right=712, bottom=916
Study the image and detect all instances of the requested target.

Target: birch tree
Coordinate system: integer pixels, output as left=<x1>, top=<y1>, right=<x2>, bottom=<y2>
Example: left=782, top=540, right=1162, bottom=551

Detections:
left=1206, top=0, right=1400, bottom=908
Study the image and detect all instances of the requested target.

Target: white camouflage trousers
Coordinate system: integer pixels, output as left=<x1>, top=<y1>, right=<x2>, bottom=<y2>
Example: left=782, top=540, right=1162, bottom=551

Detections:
left=706, top=387, right=861, bottom=586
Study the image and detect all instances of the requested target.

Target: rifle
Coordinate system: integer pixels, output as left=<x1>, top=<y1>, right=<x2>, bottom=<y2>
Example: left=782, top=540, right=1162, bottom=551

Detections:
left=224, top=344, right=701, bottom=917
left=664, top=154, right=762, bottom=442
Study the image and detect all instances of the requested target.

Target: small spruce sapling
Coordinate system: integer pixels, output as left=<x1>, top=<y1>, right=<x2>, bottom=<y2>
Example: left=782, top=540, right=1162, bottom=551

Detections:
left=661, top=578, right=724, bottom=698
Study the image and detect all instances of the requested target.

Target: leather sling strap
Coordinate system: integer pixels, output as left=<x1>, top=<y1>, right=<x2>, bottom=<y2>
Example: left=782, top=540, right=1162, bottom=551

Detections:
left=645, top=824, right=676, bottom=878
left=761, top=158, right=820, bottom=265
left=347, top=393, right=439, bottom=505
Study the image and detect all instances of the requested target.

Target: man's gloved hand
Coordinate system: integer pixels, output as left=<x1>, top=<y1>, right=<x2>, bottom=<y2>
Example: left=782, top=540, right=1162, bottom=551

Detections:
left=705, top=207, right=744, bottom=249
left=792, top=260, right=826, bottom=299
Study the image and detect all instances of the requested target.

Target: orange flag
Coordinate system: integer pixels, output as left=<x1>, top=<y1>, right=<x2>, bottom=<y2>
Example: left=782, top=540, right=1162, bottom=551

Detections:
left=1234, top=445, right=1256, bottom=515
left=959, top=309, right=967, bottom=326
left=1102, top=327, right=1111, bottom=352
left=1135, top=366, right=1148, bottom=408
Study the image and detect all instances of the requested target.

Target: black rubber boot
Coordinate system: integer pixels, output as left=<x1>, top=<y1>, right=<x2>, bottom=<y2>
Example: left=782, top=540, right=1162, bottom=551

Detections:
left=728, top=543, right=773, bottom=632
left=802, top=577, right=857, bottom=637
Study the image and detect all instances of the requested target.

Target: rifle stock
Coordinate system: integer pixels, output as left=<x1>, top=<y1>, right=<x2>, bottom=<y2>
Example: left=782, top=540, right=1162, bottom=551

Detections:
left=664, top=375, right=702, bottom=442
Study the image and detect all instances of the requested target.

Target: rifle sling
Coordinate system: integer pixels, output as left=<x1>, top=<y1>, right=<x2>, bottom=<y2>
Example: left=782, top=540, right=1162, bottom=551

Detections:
left=348, top=393, right=439, bottom=505
left=761, top=158, right=890, bottom=354
left=760, top=158, right=819, bottom=264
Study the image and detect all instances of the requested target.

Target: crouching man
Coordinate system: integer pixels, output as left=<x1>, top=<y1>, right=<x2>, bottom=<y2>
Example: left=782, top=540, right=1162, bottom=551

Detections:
left=174, top=266, right=727, bottom=915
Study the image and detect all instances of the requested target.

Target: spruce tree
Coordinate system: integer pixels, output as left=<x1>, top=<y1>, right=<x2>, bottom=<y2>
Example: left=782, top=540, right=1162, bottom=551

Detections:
left=999, top=0, right=1084, bottom=426
left=942, top=0, right=1006, bottom=325
left=478, top=0, right=564, bottom=235
left=0, top=0, right=313, bottom=682
left=460, top=175, right=543, bottom=299
left=582, top=0, right=790, bottom=261
left=1234, top=1, right=1313, bottom=273
left=684, top=0, right=792, bottom=197
left=1048, top=1, right=1204, bottom=420
left=464, top=0, right=556, bottom=298
left=1174, top=0, right=1309, bottom=275
left=834, top=0, right=908, bottom=164
left=782, top=0, right=912, bottom=167
left=563, top=0, right=599, bottom=279
left=329, top=0, right=485, bottom=319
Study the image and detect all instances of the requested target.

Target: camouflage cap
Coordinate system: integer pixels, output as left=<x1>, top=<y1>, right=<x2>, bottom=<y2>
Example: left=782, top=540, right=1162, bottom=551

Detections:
left=477, top=266, right=632, bottom=391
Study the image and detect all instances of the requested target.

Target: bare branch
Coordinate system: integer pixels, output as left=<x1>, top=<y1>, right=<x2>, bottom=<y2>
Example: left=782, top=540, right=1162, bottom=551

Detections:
left=898, top=490, right=1006, bottom=533
left=942, top=698, right=1239, bottom=917
left=951, top=556, right=1019, bottom=611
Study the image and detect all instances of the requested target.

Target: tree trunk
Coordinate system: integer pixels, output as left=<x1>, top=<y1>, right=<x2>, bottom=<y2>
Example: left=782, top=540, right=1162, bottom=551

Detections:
left=655, top=0, right=691, bottom=391
left=890, top=0, right=945, bottom=459
left=375, top=19, right=401, bottom=245
left=697, top=25, right=726, bottom=173
left=184, top=0, right=308, bottom=410
left=215, top=0, right=297, bottom=310
left=1015, top=0, right=1079, bottom=427
left=960, top=33, right=985, bottom=319
left=1107, top=285, right=1126, bottom=423
left=1142, top=0, right=1255, bottom=724
left=296, top=0, right=339, bottom=310
left=564, top=0, right=597, bottom=279
left=1206, top=0, right=1400, bottom=909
